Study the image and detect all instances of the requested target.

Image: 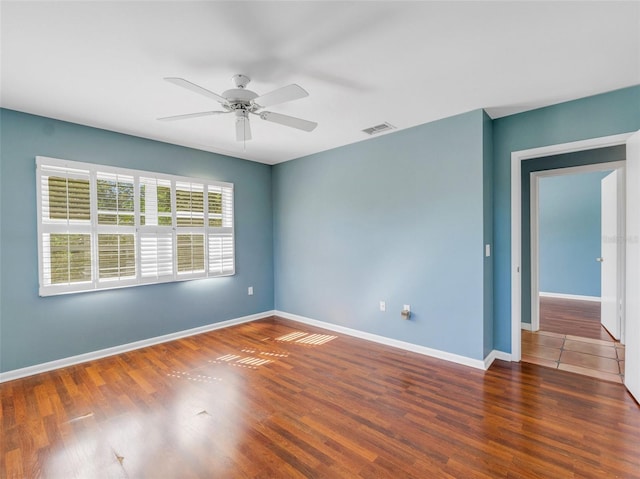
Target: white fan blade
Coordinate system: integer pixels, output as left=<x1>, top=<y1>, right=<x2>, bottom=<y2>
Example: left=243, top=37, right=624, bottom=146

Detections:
left=253, top=84, right=308, bottom=107
left=260, top=111, right=317, bottom=132
left=157, top=111, right=228, bottom=122
left=236, top=115, right=252, bottom=141
left=164, top=77, right=228, bottom=105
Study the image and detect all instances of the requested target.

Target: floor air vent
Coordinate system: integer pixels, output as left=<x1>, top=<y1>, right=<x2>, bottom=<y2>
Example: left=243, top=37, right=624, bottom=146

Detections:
left=362, top=122, right=396, bottom=135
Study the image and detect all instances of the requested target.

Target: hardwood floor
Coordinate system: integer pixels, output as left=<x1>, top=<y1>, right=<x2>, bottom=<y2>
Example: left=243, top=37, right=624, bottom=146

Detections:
left=539, top=296, right=612, bottom=340
left=2, top=316, right=640, bottom=478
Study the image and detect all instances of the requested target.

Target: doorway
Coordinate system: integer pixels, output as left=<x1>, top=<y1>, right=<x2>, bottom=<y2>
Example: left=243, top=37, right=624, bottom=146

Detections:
left=523, top=162, right=626, bottom=383
left=509, top=133, right=634, bottom=367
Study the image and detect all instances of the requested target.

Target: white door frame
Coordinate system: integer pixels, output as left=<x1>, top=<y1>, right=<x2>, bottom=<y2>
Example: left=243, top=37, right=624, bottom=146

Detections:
left=511, top=133, right=633, bottom=361
left=529, top=161, right=626, bottom=332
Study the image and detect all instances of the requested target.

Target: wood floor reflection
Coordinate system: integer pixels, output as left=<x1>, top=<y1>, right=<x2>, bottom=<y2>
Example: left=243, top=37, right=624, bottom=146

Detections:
left=2, top=316, right=640, bottom=478
left=539, top=296, right=610, bottom=340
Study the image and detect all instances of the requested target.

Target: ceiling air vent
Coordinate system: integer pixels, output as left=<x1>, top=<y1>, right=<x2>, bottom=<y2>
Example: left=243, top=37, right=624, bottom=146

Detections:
left=362, top=122, right=396, bottom=136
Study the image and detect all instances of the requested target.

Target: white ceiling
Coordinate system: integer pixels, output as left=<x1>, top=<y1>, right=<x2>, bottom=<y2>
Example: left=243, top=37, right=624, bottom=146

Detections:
left=1, top=1, right=639, bottom=165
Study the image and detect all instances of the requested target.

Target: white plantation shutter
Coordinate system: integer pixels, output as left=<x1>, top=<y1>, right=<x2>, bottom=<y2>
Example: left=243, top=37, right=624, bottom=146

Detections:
left=96, top=172, right=136, bottom=284
left=96, top=172, right=135, bottom=226
left=98, top=234, right=136, bottom=281
left=221, top=185, right=233, bottom=228
left=176, top=181, right=206, bottom=277
left=176, top=181, right=205, bottom=227
left=177, top=233, right=205, bottom=274
left=139, top=177, right=174, bottom=282
left=41, top=233, right=92, bottom=287
left=140, top=232, right=174, bottom=280
left=40, top=165, right=91, bottom=224
left=140, top=177, right=172, bottom=226
left=37, top=162, right=93, bottom=294
left=208, top=234, right=234, bottom=275
left=36, top=156, right=235, bottom=296
left=207, top=184, right=235, bottom=276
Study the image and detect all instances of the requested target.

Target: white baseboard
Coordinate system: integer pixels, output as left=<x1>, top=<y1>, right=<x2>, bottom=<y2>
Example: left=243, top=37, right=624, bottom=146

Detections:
left=275, top=310, right=510, bottom=371
left=521, top=322, right=533, bottom=331
left=484, top=350, right=513, bottom=369
left=0, top=310, right=276, bottom=383
left=539, top=292, right=601, bottom=302
left=1, top=308, right=512, bottom=382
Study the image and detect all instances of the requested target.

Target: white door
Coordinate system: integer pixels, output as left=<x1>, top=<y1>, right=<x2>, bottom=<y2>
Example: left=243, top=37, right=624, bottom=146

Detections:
left=601, top=171, right=619, bottom=339
left=625, top=130, right=640, bottom=403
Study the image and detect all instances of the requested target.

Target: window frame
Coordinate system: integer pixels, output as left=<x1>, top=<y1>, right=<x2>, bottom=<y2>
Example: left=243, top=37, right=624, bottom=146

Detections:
left=36, top=156, right=235, bottom=296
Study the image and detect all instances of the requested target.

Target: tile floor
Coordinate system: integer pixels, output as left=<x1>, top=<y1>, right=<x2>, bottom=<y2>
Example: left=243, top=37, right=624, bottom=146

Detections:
left=522, top=330, right=625, bottom=383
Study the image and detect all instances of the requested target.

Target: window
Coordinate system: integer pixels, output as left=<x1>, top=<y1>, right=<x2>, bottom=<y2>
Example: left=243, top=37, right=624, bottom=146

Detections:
left=36, top=156, right=234, bottom=296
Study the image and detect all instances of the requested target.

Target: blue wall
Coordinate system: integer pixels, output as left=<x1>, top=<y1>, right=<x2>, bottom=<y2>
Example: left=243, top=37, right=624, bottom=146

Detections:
left=539, top=170, right=612, bottom=297
left=273, top=110, right=491, bottom=360
left=0, top=109, right=274, bottom=372
left=2, top=85, right=638, bottom=373
left=493, top=86, right=640, bottom=351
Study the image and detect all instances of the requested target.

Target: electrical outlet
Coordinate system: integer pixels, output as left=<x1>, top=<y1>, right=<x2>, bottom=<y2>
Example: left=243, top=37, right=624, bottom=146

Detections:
left=403, top=304, right=411, bottom=312
left=379, top=301, right=386, bottom=312
left=248, top=286, right=253, bottom=296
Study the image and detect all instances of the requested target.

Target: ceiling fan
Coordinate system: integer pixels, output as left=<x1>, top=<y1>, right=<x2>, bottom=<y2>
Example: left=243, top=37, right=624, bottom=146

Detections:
left=158, top=74, right=318, bottom=141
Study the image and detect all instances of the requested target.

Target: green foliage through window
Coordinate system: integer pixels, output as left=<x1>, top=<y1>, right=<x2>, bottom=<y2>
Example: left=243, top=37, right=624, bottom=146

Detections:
left=98, top=234, right=136, bottom=279
left=49, top=234, right=92, bottom=284
left=177, top=234, right=205, bottom=273
left=97, top=177, right=134, bottom=225
left=48, top=177, right=90, bottom=221
left=176, top=186, right=204, bottom=226
left=208, top=191, right=223, bottom=227
left=141, top=181, right=172, bottom=226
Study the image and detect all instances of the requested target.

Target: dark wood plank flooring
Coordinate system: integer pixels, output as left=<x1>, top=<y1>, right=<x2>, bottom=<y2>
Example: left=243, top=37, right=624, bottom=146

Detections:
left=2, top=317, right=640, bottom=478
left=539, top=296, right=612, bottom=341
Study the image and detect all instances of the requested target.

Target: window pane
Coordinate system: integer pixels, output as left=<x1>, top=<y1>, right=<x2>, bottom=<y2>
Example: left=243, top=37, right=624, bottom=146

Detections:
left=48, top=176, right=90, bottom=221
left=119, top=214, right=135, bottom=226
left=97, top=175, right=134, bottom=226
left=49, top=234, right=92, bottom=284
left=98, top=234, right=136, bottom=279
left=98, top=213, right=118, bottom=225
left=209, top=191, right=222, bottom=214
left=177, top=234, right=205, bottom=273
left=119, top=182, right=134, bottom=213
left=208, top=190, right=223, bottom=227
left=140, top=178, right=172, bottom=226
left=176, top=183, right=204, bottom=227
left=97, top=178, right=117, bottom=211
left=140, top=183, right=146, bottom=214
left=158, top=186, right=171, bottom=213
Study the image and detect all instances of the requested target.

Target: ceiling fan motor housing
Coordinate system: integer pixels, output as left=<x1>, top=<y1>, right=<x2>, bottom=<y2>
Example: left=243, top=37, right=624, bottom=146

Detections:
left=222, top=88, right=258, bottom=111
